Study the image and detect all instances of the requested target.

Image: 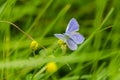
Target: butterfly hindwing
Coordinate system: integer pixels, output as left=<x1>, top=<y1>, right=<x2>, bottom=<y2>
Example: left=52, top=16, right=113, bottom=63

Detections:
left=69, top=32, right=85, bottom=44
left=66, top=38, right=77, bottom=50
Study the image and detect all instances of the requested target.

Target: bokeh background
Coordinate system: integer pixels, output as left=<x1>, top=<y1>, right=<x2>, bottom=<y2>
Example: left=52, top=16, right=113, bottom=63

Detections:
left=0, top=0, right=120, bottom=80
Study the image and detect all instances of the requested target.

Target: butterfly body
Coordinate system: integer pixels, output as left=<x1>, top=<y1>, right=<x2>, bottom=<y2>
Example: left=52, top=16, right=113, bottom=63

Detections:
left=54, top=18, right=84, bottom=50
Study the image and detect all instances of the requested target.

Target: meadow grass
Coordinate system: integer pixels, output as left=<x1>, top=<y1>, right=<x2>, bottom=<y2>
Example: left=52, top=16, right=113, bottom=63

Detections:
left=0, top=0, right=120, bottom=80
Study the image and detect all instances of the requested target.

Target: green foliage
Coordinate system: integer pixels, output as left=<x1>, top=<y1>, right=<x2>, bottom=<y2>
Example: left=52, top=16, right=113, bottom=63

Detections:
left=0, top=0, right=120, bottom=80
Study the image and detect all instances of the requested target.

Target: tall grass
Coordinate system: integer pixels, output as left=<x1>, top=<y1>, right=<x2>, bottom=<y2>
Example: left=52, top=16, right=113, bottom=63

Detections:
left=0, top=0, right=120, bottom=80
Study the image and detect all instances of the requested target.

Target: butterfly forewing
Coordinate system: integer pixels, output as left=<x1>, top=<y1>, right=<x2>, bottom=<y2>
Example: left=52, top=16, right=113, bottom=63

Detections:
left=54, top=34, right=66, bottom=41
left=65, top=18, right=79, bottom=33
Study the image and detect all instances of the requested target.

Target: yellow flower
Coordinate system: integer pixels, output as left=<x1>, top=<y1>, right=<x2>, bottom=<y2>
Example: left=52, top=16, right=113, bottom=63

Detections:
left=30, top=40, right=38, bottom=50
left=46, top=62, right=57, bottom=73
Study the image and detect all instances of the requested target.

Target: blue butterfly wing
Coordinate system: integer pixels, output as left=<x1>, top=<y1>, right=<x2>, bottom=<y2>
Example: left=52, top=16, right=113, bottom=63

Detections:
left=54, top=34, right=66, bottom=41
left=65, top=18, right=79, bottom=33
left=66, top=38, right=77, bottom=50
left=69, top=32, right=84, bottom=44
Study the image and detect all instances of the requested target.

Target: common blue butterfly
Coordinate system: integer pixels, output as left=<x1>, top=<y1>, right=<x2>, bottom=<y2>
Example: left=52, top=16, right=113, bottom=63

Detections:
left=54, top=18, right=84, bottom=50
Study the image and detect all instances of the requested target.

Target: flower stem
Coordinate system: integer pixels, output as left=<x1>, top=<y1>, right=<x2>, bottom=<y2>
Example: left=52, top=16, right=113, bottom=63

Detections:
left=33, top=66, right=46, bottom=79
left=0, top=20, right=34, bottom=41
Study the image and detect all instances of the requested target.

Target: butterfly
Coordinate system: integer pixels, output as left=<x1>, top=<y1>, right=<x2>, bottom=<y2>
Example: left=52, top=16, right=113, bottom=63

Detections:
left=54, top=18, right=84, bottom=51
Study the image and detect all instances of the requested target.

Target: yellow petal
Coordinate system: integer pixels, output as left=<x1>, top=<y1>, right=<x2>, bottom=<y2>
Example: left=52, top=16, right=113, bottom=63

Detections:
left=46, top=62, right=57, bottom=73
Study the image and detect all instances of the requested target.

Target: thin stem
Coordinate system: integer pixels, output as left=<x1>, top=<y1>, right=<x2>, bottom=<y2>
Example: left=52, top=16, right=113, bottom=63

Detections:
left=66, top=63, right=72, bottom=70
left=33, top=66, right=46, bottom=79
left=33, top=51, right=36, bottom=56
left=99, top=26, right=112, bottom=32
left=0, top=21, right=34, bottom=41
left=0, top=20, right=47, bottom=50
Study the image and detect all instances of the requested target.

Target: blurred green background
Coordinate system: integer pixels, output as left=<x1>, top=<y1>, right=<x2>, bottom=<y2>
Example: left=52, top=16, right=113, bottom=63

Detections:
left=0, top=0, right=120, bottom=80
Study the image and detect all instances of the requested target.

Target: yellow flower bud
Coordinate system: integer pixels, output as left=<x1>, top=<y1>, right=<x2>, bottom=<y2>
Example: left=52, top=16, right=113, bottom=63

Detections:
left=46, top=62, right=57, bottom=73
left=57, top=39, right=67, bottom=52
left=61, top=44, right=67, bottom=50
left=30, top=40, right=39, bottom=50
left=58, top=39, right=65, bottom=45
